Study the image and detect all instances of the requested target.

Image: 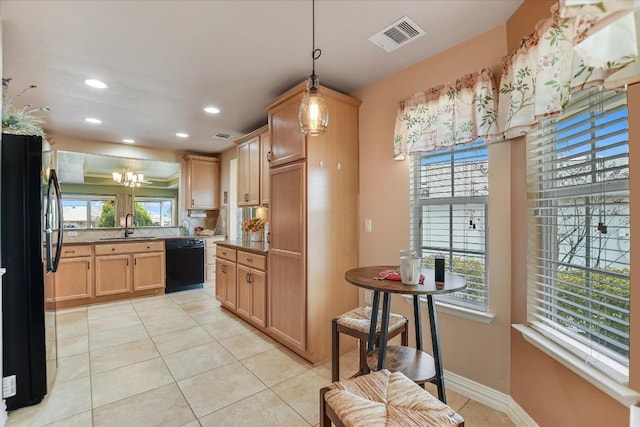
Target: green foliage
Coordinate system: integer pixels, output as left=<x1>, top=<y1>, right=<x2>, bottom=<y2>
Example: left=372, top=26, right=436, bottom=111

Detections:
left=135, top=203, right=153, bottom=226
left=97, top=201, right=115, bottom=227
left=555, top=267, right=630, bottom=355
left=422, top=255, right=486, bottom=305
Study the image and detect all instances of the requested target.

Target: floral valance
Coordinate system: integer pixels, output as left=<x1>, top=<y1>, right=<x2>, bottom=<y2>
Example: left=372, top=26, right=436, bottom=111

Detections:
left=392, top=68, right=499, bottom=159
left=498, top=1, right=639, bottom=139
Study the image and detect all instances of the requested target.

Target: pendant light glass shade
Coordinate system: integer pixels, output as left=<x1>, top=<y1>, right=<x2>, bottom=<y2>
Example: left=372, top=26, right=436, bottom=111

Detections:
left=299, top=0, right=328, bottom=135
left=299, top=75, right=329, bottom=135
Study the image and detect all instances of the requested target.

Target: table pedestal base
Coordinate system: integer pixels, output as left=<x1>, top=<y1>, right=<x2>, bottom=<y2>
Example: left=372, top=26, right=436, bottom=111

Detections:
left=366, top=345, right=436, bottom=384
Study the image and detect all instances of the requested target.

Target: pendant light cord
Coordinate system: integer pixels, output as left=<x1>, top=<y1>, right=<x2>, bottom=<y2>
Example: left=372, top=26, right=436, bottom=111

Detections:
left=311, top=0, right=321, bottom=77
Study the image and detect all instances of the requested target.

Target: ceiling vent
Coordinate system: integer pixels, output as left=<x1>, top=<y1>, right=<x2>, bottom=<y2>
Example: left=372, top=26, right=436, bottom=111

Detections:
left=211, top=132, right=232, bottom=140
left=368, top=16, right=426, bottom=53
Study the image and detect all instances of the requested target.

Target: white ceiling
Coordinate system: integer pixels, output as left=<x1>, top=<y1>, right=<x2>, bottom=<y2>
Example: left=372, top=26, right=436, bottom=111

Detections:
left=1, top=0, right=522, bottom=154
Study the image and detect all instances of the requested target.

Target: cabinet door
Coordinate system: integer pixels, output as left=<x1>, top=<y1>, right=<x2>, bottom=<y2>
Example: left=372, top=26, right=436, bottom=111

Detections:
left=236, top=264, right=251, bottom=319
left=215, top=259, right=236, bottom=309
left=189, top=158, right=219, bottom=209
left=269, top=93, right=306, bottom=167
left=133, top=252, right=165, bottom=291
left=55, top=257, right=92, bottom=301
left=237, top=137, right=260, bottom=206
left=260, top=131, right=270, bottom=206
left=95, top=255, right=131, bottom=296
left=268, top=162, right=306, bottom=350
left=249, top=268, right=266, bottom=328
left=215, top=259, right=226, bottom=302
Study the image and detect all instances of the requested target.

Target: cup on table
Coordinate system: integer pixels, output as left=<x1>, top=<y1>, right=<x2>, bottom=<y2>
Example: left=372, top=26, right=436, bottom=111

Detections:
left=399, top=250, right=416, bottom=258
left=400, top=256, right=421, bottom=285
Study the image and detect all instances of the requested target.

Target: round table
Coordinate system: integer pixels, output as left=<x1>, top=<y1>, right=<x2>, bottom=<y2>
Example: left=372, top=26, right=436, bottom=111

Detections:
left=345, top=265, right=466, bottom=403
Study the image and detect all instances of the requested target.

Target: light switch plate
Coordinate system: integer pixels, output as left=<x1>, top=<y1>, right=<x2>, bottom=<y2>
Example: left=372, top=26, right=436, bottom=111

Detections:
left=3, top=375, right=16, bottom=398
left=364, top=219, right=372, bottom=233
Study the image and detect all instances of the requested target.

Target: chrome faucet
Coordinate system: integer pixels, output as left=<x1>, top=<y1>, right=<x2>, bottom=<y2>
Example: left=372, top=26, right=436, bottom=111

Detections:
left=125, top=213, right=134, bottom=238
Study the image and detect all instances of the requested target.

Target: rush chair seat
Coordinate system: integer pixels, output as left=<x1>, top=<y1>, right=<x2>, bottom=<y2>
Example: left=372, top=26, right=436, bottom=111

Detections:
left=320, top=369, right=464, bottom=427
left=332, top=306, right=408, bottom=382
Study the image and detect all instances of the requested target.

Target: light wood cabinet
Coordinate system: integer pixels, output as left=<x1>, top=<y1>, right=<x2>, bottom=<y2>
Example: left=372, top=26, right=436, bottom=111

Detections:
left=95, top=254, right=131, bottom=296
left=269, top=92, right=306, bottom=167
left=95, top=240, right=165, bottom=297
left=52, top=240, right=165, bottom=309
left=54, top=245, right=93, bottom=302
left=133, top=252, right=165, bottom=291
left=215, top=259, right=236, bottom=310
left=237, top=135, right=260, bottom=206
left=215, top=245, right=237, bottom=309
left=235, top=125, right=269, bottom=207
left=184, top=154, right=220, bottom=210
left=260, top=129, right=270, bottom=205
left=204, top=238, right=218, bottom=285
left=236, top=251, right=267, bottom=328
left=266, top=82, right=360, bottom=363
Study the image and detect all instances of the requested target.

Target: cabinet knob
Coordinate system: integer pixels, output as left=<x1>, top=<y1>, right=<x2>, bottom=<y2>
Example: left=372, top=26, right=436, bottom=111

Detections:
left=112, top=248, right=115, bottom=251
left=65, top=250, right=75, bottom=254
left=192, top=199, right=195, bottom=206
left=247, top=257, right=253, bottom=263
left=267, top=150, right=272, bottom=162
left=246, top=272, right=250, bottom=283
left=87, top=261, right=90, bottom=270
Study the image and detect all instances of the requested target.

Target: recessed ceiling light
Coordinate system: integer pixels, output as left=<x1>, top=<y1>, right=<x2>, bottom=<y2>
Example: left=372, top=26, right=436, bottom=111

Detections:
left=122, top=139, right=135, bottom=144
left=85, top=79, right=108, bottom=89
left=204, top=106, right=220, bottom=114
left=176, top=132, right=189, bottom=138
left=85, top=117, right=102, bottom=124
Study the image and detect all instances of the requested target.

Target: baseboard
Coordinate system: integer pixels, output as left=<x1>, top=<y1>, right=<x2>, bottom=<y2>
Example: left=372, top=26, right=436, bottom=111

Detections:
left=444, top=370, right=538, bottom=427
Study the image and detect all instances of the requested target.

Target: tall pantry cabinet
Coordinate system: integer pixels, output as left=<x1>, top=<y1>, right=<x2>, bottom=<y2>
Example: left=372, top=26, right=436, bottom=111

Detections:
left=267, top=82, right=360, bottom=364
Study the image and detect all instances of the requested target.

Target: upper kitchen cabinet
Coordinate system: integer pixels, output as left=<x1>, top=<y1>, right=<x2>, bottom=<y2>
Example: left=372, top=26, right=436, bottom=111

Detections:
left=269, top=92, right=306, bottom=167
left=266, top=82, right=361, bottom=363
left=184, top=154, right=220, bottom=210
left=260, top=129, right=270, bottom=205
left=236, top=125, right=270, bottom=207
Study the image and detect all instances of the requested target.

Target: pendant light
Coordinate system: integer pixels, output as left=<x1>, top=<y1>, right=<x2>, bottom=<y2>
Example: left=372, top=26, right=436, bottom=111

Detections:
left=298, top=0, right=329, bottom=135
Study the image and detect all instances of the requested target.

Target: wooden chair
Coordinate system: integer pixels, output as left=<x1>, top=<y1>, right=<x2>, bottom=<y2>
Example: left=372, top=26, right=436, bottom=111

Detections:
left=320, top=370, right=464, bottom=427
left=332, top=306, right=408, bottom=382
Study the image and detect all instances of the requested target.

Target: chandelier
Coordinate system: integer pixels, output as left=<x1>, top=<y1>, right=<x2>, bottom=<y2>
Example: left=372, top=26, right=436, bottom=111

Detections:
left=112, top=170, right=145, bottom=188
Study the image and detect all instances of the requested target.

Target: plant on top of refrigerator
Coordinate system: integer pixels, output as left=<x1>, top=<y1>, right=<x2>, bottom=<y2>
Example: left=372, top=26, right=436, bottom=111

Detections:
left=2, top=77, right=50, bottom=138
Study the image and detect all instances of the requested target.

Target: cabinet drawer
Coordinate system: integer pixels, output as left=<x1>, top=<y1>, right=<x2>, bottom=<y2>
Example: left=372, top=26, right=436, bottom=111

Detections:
left=95, top=241, right=164, bottom=255
left=205, top=248, right=216, bottom=265
left=237, top=250, right=266, bottom=271
left=205, top=264, right=216, bottom=282
left=60, top=245, right=92, bottom=258
left=216, top=246, right=236, bottom=262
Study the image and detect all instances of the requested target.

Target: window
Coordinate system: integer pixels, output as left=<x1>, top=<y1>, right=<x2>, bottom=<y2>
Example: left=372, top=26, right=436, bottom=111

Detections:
left=410, top=141, right=489, bottom=311
left=527, top=88, right=630, bottom=381
left=62, top=196, right=116, bottom=229
left=135, top=197, right=175, bottom=227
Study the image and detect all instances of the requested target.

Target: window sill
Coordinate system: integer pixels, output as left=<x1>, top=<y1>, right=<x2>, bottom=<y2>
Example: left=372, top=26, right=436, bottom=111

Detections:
left=512, top=324, right=640, bottom=407
left=401, top=295, right=495, bottom=324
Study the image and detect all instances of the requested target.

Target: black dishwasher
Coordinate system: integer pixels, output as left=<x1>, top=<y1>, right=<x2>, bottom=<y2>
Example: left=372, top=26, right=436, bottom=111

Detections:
left=165, top=238, right=205, bottom=293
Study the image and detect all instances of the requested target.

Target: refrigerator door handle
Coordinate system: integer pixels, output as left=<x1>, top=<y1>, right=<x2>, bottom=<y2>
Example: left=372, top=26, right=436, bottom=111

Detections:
left=45, top=169, right=64, bottom=273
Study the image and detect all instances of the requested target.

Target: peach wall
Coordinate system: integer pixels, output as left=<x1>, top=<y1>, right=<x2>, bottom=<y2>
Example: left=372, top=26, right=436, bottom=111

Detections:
left=352, top=25, right=512, bottom=392
left=352, top=0, right=636, bottom=421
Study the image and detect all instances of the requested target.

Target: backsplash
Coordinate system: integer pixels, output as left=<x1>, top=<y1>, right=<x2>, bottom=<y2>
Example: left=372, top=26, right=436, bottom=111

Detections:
left=63, top=227, right=183, bottom=242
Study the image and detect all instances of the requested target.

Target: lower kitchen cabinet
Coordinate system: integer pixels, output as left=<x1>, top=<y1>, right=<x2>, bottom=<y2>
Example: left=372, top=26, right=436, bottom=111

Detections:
left=54, top=240, right=165, bottom=309
left=236, top=250, right=266, bottom=327
left=133, top=252, right=165, bottom=291
left=54, top=245, right=93, bottom=302
left=95, top=254, right=131, bottom=296
left=215, top=258, right=236, bottom=309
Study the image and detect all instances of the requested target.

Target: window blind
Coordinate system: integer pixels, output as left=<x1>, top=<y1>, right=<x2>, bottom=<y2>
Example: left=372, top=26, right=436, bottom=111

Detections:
left=527, top=87, right=630, bottom=371
left=410, top=141, right=489, bottom=310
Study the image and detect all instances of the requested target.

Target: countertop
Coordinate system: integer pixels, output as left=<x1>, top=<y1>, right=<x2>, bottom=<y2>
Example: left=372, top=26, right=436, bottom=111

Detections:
left=61, top=235, right=226, bottom=245
left=217, top=240, right=269, bottom=254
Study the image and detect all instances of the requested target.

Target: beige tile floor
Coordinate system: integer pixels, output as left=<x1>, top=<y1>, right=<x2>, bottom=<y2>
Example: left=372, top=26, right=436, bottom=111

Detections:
left=7, top=287, right=515, bottom=426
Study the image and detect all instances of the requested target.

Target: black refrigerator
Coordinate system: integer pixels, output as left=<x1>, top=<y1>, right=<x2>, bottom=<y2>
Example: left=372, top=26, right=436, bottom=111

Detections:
left=0, top=133, right=63, bottom=410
